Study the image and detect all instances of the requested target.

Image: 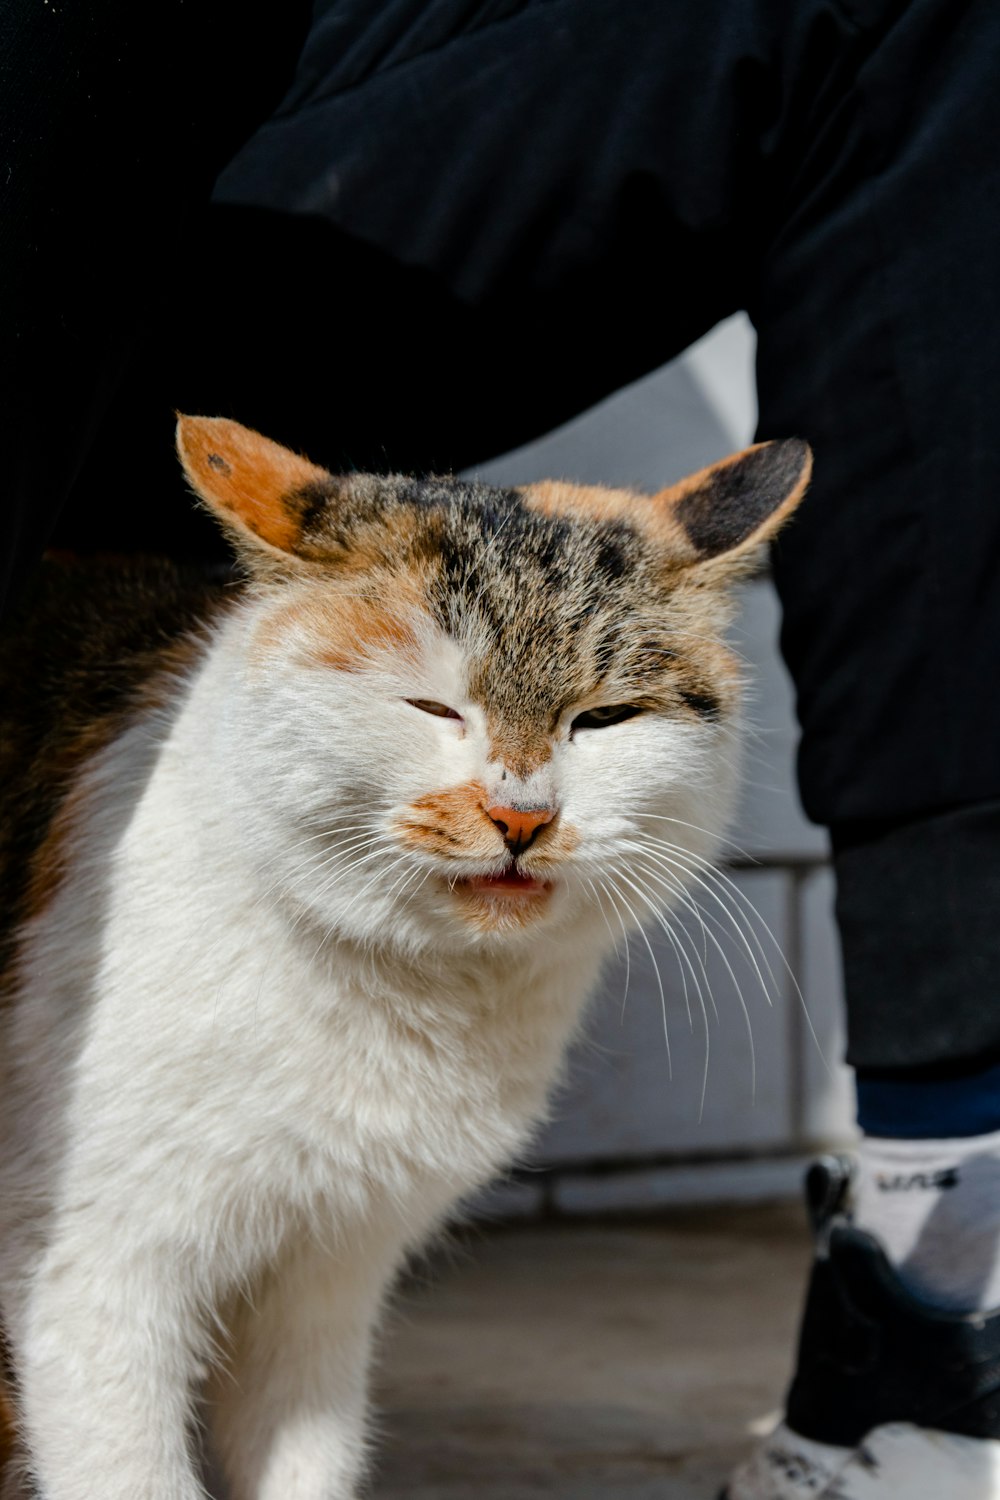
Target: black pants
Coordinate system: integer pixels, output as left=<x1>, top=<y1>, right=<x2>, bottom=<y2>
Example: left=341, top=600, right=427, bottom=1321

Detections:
left=4, top=0, right=1000, bottom=1075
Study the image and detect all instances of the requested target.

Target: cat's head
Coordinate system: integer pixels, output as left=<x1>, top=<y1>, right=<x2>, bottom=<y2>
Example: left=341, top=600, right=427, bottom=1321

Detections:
left=177, top=417, right=810, bottom=958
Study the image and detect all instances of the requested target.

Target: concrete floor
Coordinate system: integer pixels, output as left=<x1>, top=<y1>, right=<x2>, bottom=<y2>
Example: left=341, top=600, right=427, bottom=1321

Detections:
left=371, top=1202, right=813, bottom=1500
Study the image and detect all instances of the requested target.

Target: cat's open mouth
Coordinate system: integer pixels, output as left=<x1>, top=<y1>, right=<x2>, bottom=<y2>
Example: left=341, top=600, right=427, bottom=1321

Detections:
left=455, top=868, right=552, bottom=898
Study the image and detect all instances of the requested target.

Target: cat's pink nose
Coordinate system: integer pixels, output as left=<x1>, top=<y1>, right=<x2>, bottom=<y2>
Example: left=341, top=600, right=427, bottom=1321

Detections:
left=485, top=804, right=555, bottom=852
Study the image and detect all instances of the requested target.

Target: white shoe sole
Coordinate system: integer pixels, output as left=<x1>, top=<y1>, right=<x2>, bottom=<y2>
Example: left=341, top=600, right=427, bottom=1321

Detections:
left=726, top=1420, right=1000, bottom=1499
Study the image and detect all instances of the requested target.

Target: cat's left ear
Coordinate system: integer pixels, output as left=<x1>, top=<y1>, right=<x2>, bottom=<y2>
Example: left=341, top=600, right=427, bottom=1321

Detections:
left=656, top=438, right=812, bottom=577
left=176, top=415, right=335, bottom=568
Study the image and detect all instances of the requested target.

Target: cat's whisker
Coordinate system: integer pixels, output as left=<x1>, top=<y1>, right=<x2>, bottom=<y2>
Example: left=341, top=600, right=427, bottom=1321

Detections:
left=631, top=874, right=724, bottom=1054
left=613, top=856, right=756, bottom=1099
left=284, top=821, right=379, bottom=851
left=330, top=851, right=415, bottom=929
left=225, top=824, right=388, bottom=922
left=235, top=837, right=406, bottom=1025
left=582, top=875, right=621, bottom=961
left=483, top=504, right=519, bottom=553
left=298, top=838, right=400, bottom=888
left=306, top=833, right=402, bottom=881
left=609, top=863, right=695, bottom=1034
left=594, top=873, right=633, bottom=1018
left=393, top=864, right=434, bottom=926
left=298, top=850, right=417, bottom=975
left=623, top=838, right=771, bottom=1011
left=656, top=857, right=777, bottom=1009
left=381, top=858, right=426, bottom=912
left=237, top=824, right=387, bottom=893
left=614, top=867, right=715, bottom=1119
left=657, top=842, right=830, bottom=1073
left=205, top=829, right=390, bottom=979
left=629, top=810, right=755, bottom=862
left=611, top=864, right=695, bottom=1038
left=632, top=858, right=767, bottom=1080
left=665, top=914, right=715, bottom=1120
left=630, top=835, right=782, bottom=1008
left=368, top=864, right=432, bottom=958
left=602, top=870, right=672, bottom=1078
left=654, top=892, right=717, bottom=1036
left=617, top=846, right=720, bottom=1012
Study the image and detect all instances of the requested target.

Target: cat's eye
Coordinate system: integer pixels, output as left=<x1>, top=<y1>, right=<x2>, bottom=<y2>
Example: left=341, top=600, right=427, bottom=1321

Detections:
left=571, top=704, right=643, bottom=731
left=406, top=699, right=463, bottom=721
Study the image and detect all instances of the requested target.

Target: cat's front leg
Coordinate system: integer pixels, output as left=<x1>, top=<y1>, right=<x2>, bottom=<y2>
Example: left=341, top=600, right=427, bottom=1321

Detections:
left=17, top=1241, right=207, bottom=1500
left=209, top=1233, right=394, bottom=1500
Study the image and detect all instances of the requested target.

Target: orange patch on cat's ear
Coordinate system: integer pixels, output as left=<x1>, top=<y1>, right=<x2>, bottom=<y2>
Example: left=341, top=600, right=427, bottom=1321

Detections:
left=176, top=415, right=331, bottom=557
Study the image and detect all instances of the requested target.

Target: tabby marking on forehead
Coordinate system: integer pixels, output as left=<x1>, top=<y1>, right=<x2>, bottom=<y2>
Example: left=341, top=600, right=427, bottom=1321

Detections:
left=248, top=472, right=743, bottom=747
left=411, top=480, right=661, bottom=732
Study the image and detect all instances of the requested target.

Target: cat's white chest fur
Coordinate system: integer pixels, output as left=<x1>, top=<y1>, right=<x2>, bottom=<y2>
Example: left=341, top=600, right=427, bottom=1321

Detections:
left=5, top=646, right=605, bottom=1318
left=2, top=656, right=609, bottom=1500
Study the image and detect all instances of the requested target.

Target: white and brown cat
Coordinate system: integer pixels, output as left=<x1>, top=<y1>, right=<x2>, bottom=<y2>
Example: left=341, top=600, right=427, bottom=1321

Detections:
left=0, top=417, right=810, bottom=1500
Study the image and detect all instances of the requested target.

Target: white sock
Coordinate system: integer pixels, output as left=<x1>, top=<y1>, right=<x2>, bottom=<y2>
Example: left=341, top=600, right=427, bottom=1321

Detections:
left=853, top=1130, right=1000, bottom=1312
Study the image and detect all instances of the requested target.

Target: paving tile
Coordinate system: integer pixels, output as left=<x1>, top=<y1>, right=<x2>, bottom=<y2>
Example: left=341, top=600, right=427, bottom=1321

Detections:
left=372, top=1206, right=811, bottom=1499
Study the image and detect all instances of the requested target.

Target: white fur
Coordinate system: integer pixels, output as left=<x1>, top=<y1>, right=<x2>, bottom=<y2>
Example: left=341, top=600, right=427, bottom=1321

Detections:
left=0, top=590, right=739, bottom=1500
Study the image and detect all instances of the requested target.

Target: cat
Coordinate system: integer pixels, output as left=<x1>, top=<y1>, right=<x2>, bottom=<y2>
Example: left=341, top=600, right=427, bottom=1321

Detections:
left=0, top=416, right=810, bottom=1500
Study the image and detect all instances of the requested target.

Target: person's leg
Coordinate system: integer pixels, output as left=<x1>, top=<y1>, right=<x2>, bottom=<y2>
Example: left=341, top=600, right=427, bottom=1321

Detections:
left=757, top=0, right=1000, bottom=1268
left=0, top=0, right=310, bottom=616
left=727, top=1, right=1000, bottom=1494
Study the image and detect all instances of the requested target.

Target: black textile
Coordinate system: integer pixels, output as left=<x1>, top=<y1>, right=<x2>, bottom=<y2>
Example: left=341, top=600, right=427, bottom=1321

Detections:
left=5, top=0, right=1000, bottom=1069
left=0, top=0, right=311, bottom=606
left=836, top=804, right=1000, bottom=1074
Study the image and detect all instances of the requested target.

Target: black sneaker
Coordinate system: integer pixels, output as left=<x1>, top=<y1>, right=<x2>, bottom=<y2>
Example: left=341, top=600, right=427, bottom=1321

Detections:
left=723, top=1155, right=1000, bottom=1499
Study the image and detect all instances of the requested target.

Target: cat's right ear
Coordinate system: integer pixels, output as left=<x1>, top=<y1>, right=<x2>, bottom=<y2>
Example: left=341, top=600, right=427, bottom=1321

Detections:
left=176, top=415, right=335, bottom=570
